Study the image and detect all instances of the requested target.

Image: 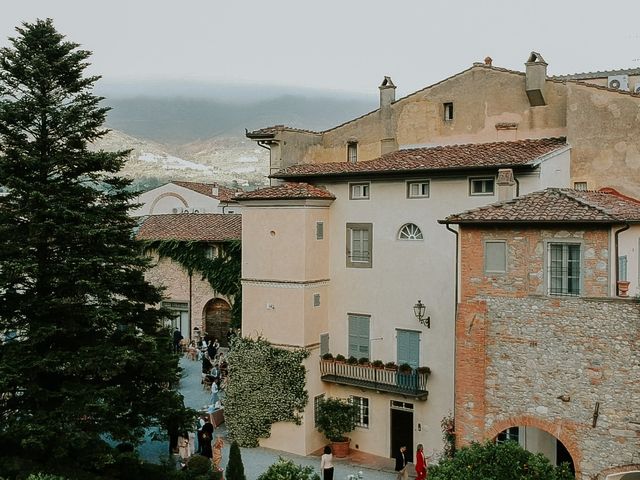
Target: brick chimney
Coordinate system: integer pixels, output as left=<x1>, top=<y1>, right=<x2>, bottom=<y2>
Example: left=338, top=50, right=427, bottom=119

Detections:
left=525, top=51, right=547, bottom=106
left=379, top=76, right=398, bottom=155
left=497, top=169, right=516, bottom=202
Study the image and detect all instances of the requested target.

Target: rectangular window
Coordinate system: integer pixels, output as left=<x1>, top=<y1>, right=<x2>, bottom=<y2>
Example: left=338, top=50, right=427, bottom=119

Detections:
left=407, top=181, right=430, bottom=198
left=619, top=255, right=628, bottom=281
left=444, top=102, right=454, bottom=121
left=205, top=245, right=219, bottom=259
left=350, top=396, right=370, bottom=428
left=346, top=223, right=373, bottom=268
left=313, top=293, right=321, bottom=307
left=161, top=301, right=189, bottom=333
left=350, top=183, right=370, bottom=200
left=314, top=394, right=325, bottom=427
left=347, top=142, right=358, bottom=163
left=485, top=241, right=507, bottom=273
left=548, top=243, right=581, bottom=296
left=497, top=427, right=520, bottom=443
left=470, top=177, right=495, bottom=196
left=573, top=181, right=588, bottom=191
left=316, top=221, right=324, bottom=240
left=320, top=333, right=329, bottom=356
left=348, top=314, right=370, bottom=359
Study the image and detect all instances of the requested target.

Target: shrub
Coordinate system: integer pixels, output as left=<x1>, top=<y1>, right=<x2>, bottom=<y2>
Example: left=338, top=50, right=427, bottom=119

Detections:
left=187, top=455, right=212, bottom=475
left=321, top=353, right=334, bottom=361
left=346, top=356, right=358, bottom=365
left=257, top=457, right=320, bottom=480
left=225, top=441, right=246, bottom=480
left=371, top=359, right=384, bottom=368
left=335, top=354, right=346, bottom=362
left=428, top=441, right=574, bottom=480
left=384, top=361, right=397, bottom=369
left=316, top=397, right=359, bottom=442
left=27, top=475, right=68, bottom=480
left=357, top=357, right=369, bottom=365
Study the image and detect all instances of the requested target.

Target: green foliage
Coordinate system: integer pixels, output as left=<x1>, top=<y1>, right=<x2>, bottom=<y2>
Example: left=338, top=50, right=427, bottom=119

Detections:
left=143, top=239, right=241, bottom=327
left=27, top=475, right=69, bottom=480
left=315, top=397, right=359, bottom=442
left=257, top=457, right=320, bottom=480
left=440, top=413, right=456, bottom=459
left=224, top=337, right=309, bottom=447
left=187, top=455, right=212, bottom=475
left=225, top=441, right=246, bottom=480
left=0, top=19, right=193, bottom=474
left=428, top=441, right=574, bottom=480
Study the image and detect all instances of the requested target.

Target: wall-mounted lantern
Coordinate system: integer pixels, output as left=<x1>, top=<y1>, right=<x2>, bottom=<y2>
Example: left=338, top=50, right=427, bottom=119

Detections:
left=413, top=300, right=430, bottom=328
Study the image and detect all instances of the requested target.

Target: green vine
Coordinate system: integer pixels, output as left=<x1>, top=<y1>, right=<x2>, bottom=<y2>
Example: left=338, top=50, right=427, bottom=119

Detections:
left=142, top=239, right=242, bottom=326
left=224, top=337, right=309, bottom=447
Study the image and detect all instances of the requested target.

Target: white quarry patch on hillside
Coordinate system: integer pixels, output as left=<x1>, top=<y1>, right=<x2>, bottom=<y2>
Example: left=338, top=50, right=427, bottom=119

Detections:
left=138, top=151, right=214, bottom=171
left=236, top=155, right=260, bottom=163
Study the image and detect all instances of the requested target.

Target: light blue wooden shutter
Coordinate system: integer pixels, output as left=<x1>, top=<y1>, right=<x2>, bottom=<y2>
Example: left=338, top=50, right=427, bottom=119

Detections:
left=348, top=315, right=370, bottom=359
left=320, top=333, right=329, bottom=356
left=396, top=330, right=420, bottom=369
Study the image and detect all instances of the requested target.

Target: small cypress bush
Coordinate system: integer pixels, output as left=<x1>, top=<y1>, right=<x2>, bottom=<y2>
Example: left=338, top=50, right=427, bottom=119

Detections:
left=225, top=441, right=246, bottom=480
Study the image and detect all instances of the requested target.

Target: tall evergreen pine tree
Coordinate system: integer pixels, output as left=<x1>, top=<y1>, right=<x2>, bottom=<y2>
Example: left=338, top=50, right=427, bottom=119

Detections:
left=0, top=19, right=192, bottom=472
left=225, top=440, right=247, bottom=480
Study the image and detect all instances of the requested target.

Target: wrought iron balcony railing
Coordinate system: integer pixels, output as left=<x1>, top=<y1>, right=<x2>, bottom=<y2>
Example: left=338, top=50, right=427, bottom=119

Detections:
left=319, top=360, right=429, bottom=400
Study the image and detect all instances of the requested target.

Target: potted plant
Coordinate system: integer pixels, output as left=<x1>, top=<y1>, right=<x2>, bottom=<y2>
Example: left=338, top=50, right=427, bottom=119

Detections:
left=617, top=280, right=631, bottom=297
left=315, top=397, right=359, bottom=458
left=335, top=354, right=346, bottom=363
left=399, top=363, right=413, bottom=374
left=346, top=355, right=358, bottom=365
left=372, top=359, right=384, bottom=369
left=384, top=361, right=397, bottom=371
left=322, top=352, right=334, bottom=361
left=357, top=357, right=370, bottom=366
left=417, top=366, right=431, bottom=375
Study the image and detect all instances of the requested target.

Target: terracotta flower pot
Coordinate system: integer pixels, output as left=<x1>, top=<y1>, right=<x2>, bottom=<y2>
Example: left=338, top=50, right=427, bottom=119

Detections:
left=617, top=280, right=631, bottom=297
left=331, top=438, right=350, bottom=458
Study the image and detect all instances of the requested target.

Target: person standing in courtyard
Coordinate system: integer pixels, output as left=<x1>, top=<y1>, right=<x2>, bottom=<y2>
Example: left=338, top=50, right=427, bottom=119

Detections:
left=173, top=327, right=183, bottom=354
left=320, top=445, right=334, bottom=480
left=415, top=444, right=427, bottom=480
left=395, top=445, right=408, bottom=480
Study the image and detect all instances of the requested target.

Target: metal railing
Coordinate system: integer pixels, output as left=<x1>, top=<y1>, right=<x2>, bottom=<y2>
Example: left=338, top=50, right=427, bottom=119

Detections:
left=319, top=360, right=429, bottom=400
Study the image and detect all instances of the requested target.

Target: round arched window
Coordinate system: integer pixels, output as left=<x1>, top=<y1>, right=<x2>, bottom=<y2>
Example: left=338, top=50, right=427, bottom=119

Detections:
left=398, top=223, right=423, bottom=240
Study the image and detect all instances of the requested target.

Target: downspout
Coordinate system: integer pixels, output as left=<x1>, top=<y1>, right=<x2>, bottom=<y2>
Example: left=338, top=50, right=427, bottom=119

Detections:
left=513, top=176, right=520, bottom=197
left=445, top=222, right=459, bottom=434
left=614, top=223, right=630, bottom=296
left=188, top=272, right=193, bottom=339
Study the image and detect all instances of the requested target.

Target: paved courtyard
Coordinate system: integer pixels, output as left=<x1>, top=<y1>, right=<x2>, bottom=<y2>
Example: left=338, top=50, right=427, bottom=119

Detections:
left=139, top=356, right=399, bottom=480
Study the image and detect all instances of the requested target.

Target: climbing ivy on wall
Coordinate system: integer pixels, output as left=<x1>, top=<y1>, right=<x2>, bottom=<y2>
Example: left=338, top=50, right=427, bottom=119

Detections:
left=142, top=239, right=242, bottom=326
left=224, top=337, right=309, bottom=447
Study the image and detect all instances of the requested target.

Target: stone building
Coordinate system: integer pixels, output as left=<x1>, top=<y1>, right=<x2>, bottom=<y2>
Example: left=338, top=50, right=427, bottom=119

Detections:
left=441, top=187, right=640, bottom=479
left=136, top=213, right=241, bottom=345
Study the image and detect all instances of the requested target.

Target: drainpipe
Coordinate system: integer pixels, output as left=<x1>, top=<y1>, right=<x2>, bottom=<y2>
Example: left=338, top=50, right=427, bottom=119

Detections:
left=514, top=176, right=520, bottom=197
left=614, top=223, right=630, bottom=296
left=188, top=272, right=193, bottom=339
left=445, top=223, right=459, bottom=430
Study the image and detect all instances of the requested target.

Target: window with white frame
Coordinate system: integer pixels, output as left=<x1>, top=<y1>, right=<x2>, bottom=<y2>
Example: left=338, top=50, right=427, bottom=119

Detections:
left=346, top=223, right=372, bottom=268
left=548, top=243, right=581, bottom=296
left=350, top=396, right=370, bottom=428
left=497, top=427, right=520, bottom=444
left=314, top=394, right=325, bottom=427
left=205, top=245, right=220, bottom=259
left=470, top=177, right=495, bottom=196
left=407, top=181, right=430, bottom=198
left=484, top=240, right=506, bottom=273
left=350, top=183, right=370, bottom=200
left=443, top=102, right=454, bottom=121
left=347, top=142, right=358, bottom=163
left=398, top=223, right=423, bottom=240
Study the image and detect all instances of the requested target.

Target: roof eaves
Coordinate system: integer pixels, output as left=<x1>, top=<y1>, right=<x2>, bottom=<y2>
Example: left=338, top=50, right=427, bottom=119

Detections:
left=529, top=144, right=571, bottom=167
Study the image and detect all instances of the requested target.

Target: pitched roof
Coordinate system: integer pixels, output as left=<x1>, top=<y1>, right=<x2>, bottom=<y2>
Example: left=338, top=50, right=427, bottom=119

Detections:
left=440, top=188, right=640, bottom=225
left=172, top=181, right=241, bottom=203
left=273, top=137, right=568, bottom=179
left=136, top=214, right=241, bottom=242
left=235, top=182, right=335, bottom=200
left=553, top=68, right=640, bottom=80
left=245, top=125, right=321, bottom=138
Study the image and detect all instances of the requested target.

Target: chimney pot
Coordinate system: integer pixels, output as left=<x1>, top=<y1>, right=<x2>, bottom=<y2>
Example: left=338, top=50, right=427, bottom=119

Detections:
left=484, top=56, right=493, bottom=66
left=379, top=76, right=396, bottom=108
left=497, top=168, right=516, bottom=202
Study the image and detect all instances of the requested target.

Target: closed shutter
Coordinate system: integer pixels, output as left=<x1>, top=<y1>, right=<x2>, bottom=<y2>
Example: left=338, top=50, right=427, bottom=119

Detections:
left=396, top=329, right=420, bottom=369
left=348, top=315, right=370, bottom=359
left=320, top=333, right=329, bottom=356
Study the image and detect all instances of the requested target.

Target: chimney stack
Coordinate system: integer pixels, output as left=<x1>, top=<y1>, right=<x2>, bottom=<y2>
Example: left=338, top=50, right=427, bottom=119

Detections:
left=379, top=76, right=396, bottom=108
left=484, top=56, right=493, bottom=66
left=525, top=51, right=548, bottom=106
left=497, top=169, right=516, bottom=202
left=211, top=183, right=219, bottom=196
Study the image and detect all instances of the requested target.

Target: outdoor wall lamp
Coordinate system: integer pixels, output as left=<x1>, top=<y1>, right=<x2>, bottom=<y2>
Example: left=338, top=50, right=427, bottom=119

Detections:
left=413, top=300, right=430, bottom=328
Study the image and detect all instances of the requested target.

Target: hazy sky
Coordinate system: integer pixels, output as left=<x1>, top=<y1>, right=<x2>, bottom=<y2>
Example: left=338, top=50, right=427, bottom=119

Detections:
left=2, top=0, right=640, bottom=98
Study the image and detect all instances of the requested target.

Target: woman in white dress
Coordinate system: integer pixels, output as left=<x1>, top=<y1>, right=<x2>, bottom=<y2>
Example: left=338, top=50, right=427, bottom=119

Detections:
left=320, top=445, right=334, bottom=480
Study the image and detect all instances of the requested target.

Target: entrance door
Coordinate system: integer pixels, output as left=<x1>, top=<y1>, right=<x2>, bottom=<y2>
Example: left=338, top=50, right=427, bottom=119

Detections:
left=390, top=403, right=414, bottom=463
left=204, top=298, right=231, bottom=346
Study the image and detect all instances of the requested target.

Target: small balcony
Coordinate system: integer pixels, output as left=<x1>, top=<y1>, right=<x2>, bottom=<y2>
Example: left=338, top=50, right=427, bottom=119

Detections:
left=319, top=360, right=429, bottom=400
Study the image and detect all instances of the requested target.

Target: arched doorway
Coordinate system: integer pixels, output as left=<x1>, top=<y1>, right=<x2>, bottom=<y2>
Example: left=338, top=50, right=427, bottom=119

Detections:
left=495, top=426, right=575, bottom=475
left=203, top=298, right=231, bottom=347
left=606, top=472, right=640, bottom=480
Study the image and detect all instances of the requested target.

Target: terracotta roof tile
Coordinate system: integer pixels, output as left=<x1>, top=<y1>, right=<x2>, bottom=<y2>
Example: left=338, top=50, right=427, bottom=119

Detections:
left=246, top=125, right=320, bottom=137
left=235, top=182, right=335, bottom=200
left=440, top=188, right=640, bottom=224
left=136, top=214, right=241, bottom=242
left=172, top=181, right=241, bottom=203
left=274, top=138, right=567, bottom=179
left=553, top=68, right=640, bottom=80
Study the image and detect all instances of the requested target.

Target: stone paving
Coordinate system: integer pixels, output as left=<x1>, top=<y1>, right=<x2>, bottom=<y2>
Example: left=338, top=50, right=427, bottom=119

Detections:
left=139, top=356, right=399, bottom=479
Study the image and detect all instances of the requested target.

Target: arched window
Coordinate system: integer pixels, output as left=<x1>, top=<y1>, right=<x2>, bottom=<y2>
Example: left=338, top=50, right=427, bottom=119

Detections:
left=398, top=223, right=423, bottom=240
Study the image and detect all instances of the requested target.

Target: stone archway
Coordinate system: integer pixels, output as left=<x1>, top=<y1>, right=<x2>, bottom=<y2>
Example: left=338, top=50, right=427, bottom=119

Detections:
left=600, top=465, right=640, bottom=480
left=485, top=416, right=581, bottom=478
left=203, top=298, right=231, bottom=347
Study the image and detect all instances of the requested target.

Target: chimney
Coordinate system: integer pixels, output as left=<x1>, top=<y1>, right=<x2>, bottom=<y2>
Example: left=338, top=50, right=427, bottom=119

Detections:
left=211, top=183, right=219, bottom=196
left=497, top=169, right=516, bottom=202
left=379, top=76, right=396, bottom=108
left=484, top=56, right=493, bottom=66
left=525, top=51, right=547, bottom=106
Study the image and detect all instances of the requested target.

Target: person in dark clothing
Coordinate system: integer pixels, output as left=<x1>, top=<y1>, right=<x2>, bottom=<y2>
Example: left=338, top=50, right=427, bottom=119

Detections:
left=395, top=445, right=408, bottom=480
left=172, top=328, right=183, bottom=353
left=200, top=419, right=214, bottom=459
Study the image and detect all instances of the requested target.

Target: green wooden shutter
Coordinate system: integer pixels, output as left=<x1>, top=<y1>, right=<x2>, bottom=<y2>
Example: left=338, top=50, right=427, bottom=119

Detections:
left=320, top=333, right=329, bottom=356
left=396, top=329, right=420, bottom=369
left=348, top=315, right=370, bottom=359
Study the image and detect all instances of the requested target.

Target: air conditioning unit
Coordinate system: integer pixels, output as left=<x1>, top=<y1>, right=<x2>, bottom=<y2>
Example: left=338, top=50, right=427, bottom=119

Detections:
left=634, top=83, right=640, bottom=94
left=608, top=75, right=629, bottom=91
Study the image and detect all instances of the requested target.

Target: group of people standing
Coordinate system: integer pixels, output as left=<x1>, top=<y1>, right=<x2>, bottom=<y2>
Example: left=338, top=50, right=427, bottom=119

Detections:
left=395, top=444, right=428, bottom=480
